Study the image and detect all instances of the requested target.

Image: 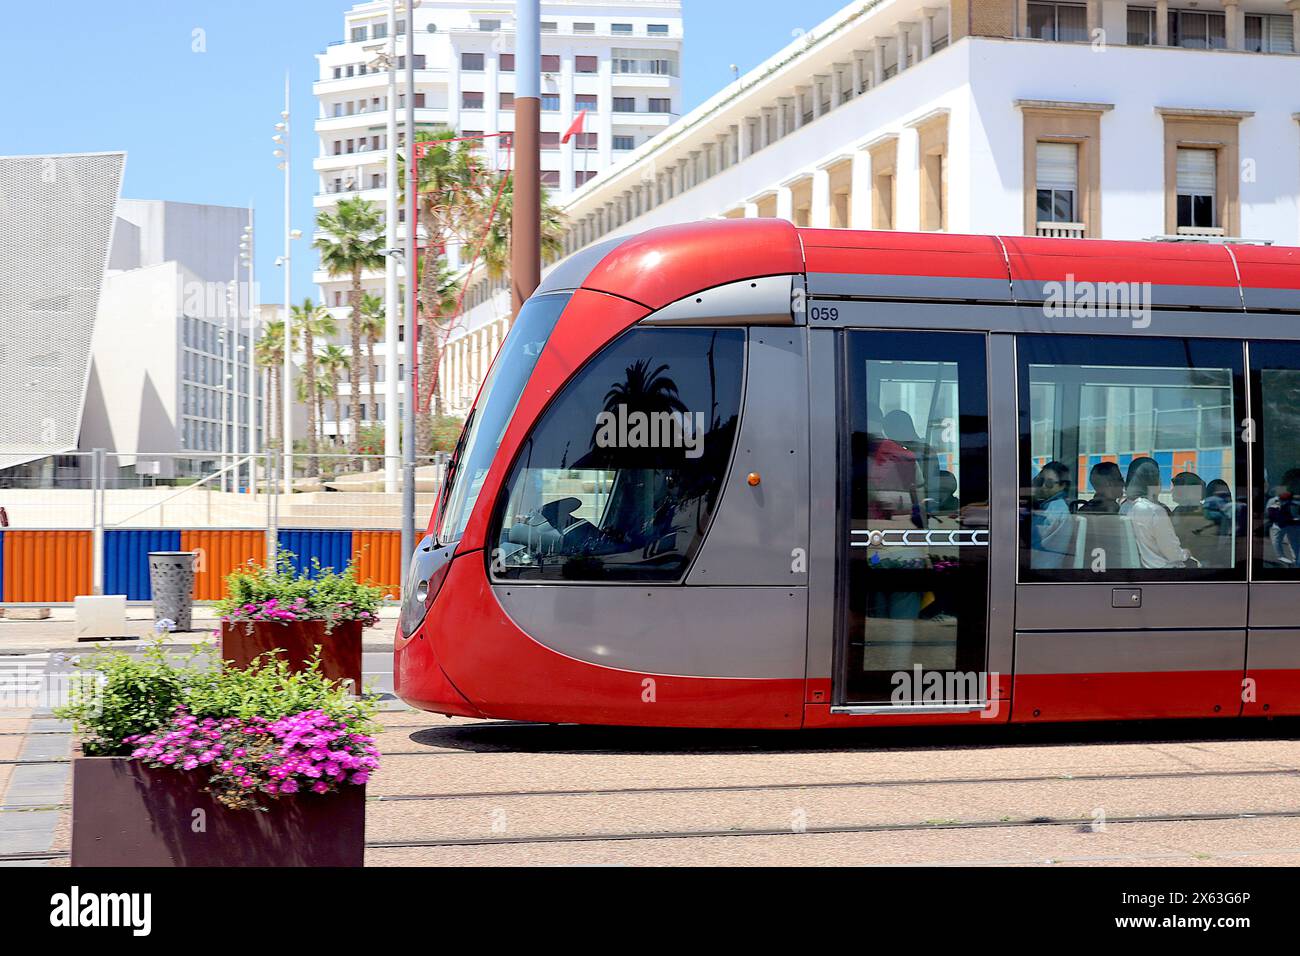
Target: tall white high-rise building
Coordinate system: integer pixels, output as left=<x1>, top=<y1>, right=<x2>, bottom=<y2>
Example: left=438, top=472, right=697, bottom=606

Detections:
left=311, top=1, right=683, bottom=438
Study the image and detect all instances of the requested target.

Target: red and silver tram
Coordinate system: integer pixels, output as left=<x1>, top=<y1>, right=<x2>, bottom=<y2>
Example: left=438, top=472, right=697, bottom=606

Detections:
left=395, top=218, right=1300, bottom=729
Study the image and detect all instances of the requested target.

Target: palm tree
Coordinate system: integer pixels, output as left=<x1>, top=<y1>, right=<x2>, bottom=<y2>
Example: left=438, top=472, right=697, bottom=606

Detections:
left=294, top=375, right=333, bottom=473
left=317, top=344, right=351, bottom=452
left=314, top=196, right=386, bottom=464
left=255, top=320, right=286, bottom=449
left=357, top=292, right=385, bottom=469
left=289, top=298, right=337, bottom=476
left=413, top=262, right=463, bottom=452
left=468, top=174, right=567, bottom=284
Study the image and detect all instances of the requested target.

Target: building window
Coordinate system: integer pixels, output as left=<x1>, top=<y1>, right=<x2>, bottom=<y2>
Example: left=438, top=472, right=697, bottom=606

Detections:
left=917, top=115, right=948, bottom=232
left=1168, top=10, right=1226, bottom=49
left=462, top=91, right=484, bottom=110
left=574, top=132, right=598, bottom=150
left=574, top=22, right=595, bottom=34
left=372, top=22, right=387, bottom=39
left=541, top=54, right=561, bottom=72
left=499, top=92, right=514, bottom=110
left=1176, top=147, right=1217, bottom=230
left=612, top=49, right=678, bottom=76
left=491, top=327, right=745, bottom=582
left=540, top=132, right=560, bottom=149
left=612, top=96, right=635, bottom=112
left=540, top=93, right=560, bottom=111
left=1019, top=335, right=1243, bottom=580
left=575, top=94, right=597, bottom=111
left=648, top=97, right=672, bottom=113
left=1027, top=2, right=1089, bottom=42
left=575, top=55, right=598, bottom=73
left=540, top=21, right=557, bottom=33
left=648, top=24, right=669, bottom=35
left=351, top=25, right=367, bottom=42
left=612, top=22, right=633, bottom=35
left=461, top=52, right=485, bottom=71
left=1035, top=142, right=1079, bottom=224
left=1245, top=14, right=1295, bottom=53
left=540, top=170, right=560, bottom=187
left=479, top=19, right=501, bottom=32
left=1127, top=6, right=1156, bottom=45
left=575, top=170, right=596, bottom=187
left=612, top=135, right=635, bottom=150
left=499, top=53, right=514, bottom=72
left=1251, top=344, right=1300, bottom=577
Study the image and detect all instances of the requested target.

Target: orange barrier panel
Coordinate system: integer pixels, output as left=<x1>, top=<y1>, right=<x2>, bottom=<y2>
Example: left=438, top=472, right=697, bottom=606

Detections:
left=352, top=530, right=401, bottom=599
left=181, top=530, right=267, bottom=602
left=3, top=530, right=93, bottom=603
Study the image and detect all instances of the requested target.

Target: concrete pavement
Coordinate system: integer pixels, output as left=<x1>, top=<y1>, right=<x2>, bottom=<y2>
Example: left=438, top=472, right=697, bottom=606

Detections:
left=4, top=640, right=1300, bottom=866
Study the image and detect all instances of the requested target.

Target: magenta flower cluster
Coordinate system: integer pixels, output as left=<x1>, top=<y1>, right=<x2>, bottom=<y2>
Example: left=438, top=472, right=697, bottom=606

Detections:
left=125, top=708, right=379, bottom=809
left=232, top=597, right=310, bottom=623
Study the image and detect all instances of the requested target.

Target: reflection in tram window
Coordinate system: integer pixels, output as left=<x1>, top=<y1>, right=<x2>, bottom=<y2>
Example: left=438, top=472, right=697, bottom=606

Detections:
left=1019, top=335, right=1245, bottom=581
left=491, top=328, right=744, bottom=581
left=1255, top=361, right=1300, bottom=575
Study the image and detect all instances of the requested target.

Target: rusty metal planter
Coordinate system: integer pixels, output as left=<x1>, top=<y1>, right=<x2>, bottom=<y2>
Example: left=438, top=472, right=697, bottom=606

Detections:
left=221, top=619, right=363, bottom=688
left=71, top=756, right=364, bottom=867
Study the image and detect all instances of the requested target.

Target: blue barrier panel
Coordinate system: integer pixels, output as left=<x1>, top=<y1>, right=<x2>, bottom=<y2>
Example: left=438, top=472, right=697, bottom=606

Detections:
left=276, top=530, right=355, bottom=579
left=0, top=529, right=5, bottom=602
left=104, top=529, right=182, bottom=601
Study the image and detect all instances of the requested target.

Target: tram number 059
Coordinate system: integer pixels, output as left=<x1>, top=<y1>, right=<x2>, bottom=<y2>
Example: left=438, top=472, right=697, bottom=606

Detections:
left=809, top=305, right=840, bottom=323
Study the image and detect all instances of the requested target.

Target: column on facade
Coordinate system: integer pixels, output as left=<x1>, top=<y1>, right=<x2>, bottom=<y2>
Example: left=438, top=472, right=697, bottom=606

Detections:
left=897, top=22, right=914, bottom=72
left=775, top=182, right=795, bottom=222
left=793, top=88, right=807, bottom=129
left=850, top=147, right=873, bottom=229
left=873, top=38, right=887, bottom=85
left=738, top=119, right=752, bottom=161
left=813, top=76, right=827, bottom=120
left=486, top=52, right=501, bottom=171
left=811, top=165, right=832, bottom=228
left=776, top=98, right=790, bottom=138
left=447, top=39, right=462, bottom=131
left=597, top=54, right=614, bottom=171
left=1156, top=0, right=1170, bottom=43
left=850, top=54, right=863, bottom=98
left=743, top=201, right=759, bottom=218
left=830, top=66, right=843, bottom=109
left=761, top=107, right=776, bottom=148
left=719, top=133, right=732, bottom=170
left=559, top=50, right=575, bottom=193
left=1290, top=0, right=1300, bottom=47
left=920, top=9, right=936, bottom=59
left=1222, top=0, right=1242, bottom=49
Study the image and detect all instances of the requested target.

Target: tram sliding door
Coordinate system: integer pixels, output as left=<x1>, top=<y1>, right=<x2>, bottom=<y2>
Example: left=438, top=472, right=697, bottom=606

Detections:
left=836, top=331, right=991, bottom=707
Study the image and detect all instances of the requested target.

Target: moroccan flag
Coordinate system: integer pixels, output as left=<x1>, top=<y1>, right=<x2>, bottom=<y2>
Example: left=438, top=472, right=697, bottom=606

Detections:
left=561, top=110, right=588, bottom=145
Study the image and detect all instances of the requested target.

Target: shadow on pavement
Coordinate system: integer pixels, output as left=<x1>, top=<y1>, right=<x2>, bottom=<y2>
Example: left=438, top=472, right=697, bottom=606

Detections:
left=406, top=716, right=1300, bottom=756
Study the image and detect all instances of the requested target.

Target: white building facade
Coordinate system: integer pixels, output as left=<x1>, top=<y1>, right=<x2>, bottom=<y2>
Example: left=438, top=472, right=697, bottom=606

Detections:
left=558, top=0, right=1300, bottom=252
left=312, top=0, right=683, bottom=433
left=85, top=200, right=260, bottom=480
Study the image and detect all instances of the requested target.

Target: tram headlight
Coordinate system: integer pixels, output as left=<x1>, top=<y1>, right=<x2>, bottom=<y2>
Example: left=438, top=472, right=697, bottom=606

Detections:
left=399, top=534, right=454, bottom=639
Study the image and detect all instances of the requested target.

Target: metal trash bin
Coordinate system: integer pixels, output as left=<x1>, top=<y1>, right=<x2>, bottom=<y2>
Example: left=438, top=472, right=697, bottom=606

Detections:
left=148, top=551, right=198, bottom=632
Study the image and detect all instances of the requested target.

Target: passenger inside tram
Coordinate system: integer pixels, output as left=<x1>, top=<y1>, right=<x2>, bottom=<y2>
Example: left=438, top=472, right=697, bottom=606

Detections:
left=1029, top=461, right=1074, bottom=568
left=1120, top=458, right=1197, bottom=568
left=1078, top=461, right=1124, bottom=515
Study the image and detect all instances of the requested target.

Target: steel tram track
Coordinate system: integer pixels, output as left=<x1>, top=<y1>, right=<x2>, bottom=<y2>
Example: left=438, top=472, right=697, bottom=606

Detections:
left=8, top=806, right=1300, bottom=863
left=5, top=765, right=1299, bottom=813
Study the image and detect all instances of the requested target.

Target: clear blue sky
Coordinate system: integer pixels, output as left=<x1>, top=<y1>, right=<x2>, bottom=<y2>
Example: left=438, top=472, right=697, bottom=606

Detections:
left=0, top=1, right=848, bottom=304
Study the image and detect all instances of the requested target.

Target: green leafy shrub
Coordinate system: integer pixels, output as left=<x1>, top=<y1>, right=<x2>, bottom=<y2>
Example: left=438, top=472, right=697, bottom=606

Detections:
left=55, top=641, right=378, bottom=758
left=215, top=550, right=385, bottom=630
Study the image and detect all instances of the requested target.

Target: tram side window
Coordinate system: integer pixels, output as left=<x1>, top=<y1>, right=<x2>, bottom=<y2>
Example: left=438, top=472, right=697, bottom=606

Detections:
left=491, top=328, right=745, bottom=582
left=1018, top=335, right=1245, bottom=581
left=1252, top=344, right=1300, bottom=577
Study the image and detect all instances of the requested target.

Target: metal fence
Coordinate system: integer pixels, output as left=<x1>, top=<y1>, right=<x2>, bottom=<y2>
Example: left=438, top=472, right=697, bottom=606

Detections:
left=0, top=450, right=448, bottom=604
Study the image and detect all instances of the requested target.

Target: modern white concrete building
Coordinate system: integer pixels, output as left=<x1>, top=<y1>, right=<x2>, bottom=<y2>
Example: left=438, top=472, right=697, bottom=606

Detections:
left=312, top=0, right=683, bottom=434
left=0, top=152, right=124, bottom=479
left=83, top=200, right=260, bottom=480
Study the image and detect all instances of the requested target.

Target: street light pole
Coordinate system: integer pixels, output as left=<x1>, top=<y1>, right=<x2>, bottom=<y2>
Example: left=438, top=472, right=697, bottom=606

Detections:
left=384, top=0, right=400, bottom=495
left=511, top=0, right=542, bottom=316
left=275, top=74, right=293, bottom=493
left=240, top=213, right=257, bottom=493
left=401, top=9, right=418, bottom=582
